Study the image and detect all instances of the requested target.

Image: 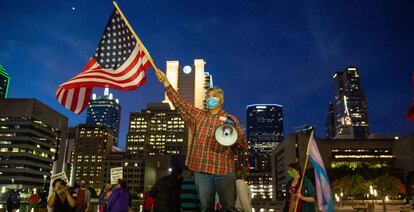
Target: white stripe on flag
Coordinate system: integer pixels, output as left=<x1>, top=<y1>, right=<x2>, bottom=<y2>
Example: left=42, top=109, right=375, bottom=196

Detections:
left=62, top=65, right=146, bottom=88
left=72, top=55, right=144, bottom=81
left=57, top=88, right=64, bottom=103
left=74, top=87, right=86, bottom=114
left=82, top=45, right=140, bottom=75
left=65, top=89, right=74, bottom=109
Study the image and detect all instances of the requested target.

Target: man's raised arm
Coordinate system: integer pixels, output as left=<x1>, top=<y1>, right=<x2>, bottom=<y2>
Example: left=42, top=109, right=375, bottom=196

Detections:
left=154, top=69, right=199, bottom=126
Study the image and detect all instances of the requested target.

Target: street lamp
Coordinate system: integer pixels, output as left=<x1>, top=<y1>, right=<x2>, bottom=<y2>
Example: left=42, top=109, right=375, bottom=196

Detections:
left=43, top=175, right=47, bottom=190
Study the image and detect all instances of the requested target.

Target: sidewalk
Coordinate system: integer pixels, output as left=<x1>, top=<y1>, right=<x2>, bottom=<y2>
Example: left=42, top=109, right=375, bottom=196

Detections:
left=335, top=204, right=413, bottom=212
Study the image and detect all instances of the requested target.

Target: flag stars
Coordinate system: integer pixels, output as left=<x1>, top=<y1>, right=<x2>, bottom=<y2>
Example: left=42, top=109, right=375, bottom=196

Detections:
left=92, top=11, right=137, bottom=69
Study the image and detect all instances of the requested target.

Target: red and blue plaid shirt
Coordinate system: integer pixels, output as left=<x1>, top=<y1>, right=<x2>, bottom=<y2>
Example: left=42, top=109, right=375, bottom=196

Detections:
left=165, top=86, right=248, bottom=175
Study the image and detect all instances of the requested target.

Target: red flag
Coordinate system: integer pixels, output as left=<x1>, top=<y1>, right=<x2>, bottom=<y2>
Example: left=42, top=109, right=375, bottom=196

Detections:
left=56, top=7, right=152, bottom=114
left=407, top=72, right=414, bottom=121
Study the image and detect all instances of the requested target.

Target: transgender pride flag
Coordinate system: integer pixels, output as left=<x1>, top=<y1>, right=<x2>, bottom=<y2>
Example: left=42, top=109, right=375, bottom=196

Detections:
left=307, top=132, right=334, bottom=212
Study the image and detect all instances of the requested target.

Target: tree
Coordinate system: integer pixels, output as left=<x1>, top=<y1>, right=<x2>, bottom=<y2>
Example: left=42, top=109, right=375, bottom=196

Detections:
left=332, top=175, right=368, bottom=200
left=371, top=174, right=402, bottom=212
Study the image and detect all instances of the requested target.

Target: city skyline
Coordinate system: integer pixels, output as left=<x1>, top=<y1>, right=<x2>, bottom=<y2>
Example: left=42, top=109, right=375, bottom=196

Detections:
left=1, top=1, right=414, bottom=150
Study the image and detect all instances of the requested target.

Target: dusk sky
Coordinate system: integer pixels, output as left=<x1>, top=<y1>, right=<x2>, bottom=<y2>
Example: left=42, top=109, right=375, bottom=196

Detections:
left=1, top=0, right=413, bottom=150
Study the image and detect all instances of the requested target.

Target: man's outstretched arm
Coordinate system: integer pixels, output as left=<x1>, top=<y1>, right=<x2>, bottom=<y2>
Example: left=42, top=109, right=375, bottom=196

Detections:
left=155, top=68, right=199, bottom=126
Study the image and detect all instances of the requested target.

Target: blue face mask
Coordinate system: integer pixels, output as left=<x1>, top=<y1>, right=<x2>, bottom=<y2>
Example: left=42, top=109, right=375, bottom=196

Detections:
left=206, top=97, right=220, bottom=109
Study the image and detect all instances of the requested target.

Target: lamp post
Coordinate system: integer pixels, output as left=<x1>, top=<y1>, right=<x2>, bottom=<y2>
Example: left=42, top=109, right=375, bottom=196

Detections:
left=43, top=175, right=47, bottom=191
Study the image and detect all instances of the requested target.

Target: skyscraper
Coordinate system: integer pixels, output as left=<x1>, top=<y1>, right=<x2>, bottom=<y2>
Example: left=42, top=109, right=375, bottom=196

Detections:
left=72, top=124, right=114, bottom=189
left=326, top=102, right=335, bottom=138
left=246, top=104, right=284, bottom=200
left=163, top=59, right=213, bottom=109
left=103, top=152, right=145, bottom=194
left=0, top=65, right=10, bottom=99
left=86, top=88, right=121, bottom=146
left=126, top=103, right=187, bottom=158
left=0, top=99, right=68, bottom=191
left=329, top=66, right=369, bottom=139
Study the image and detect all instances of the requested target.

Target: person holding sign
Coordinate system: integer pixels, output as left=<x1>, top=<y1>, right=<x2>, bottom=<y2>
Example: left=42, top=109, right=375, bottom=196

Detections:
left=48, top=179, right=76, bottom=211
left=155, top=69, right=248, bottom=212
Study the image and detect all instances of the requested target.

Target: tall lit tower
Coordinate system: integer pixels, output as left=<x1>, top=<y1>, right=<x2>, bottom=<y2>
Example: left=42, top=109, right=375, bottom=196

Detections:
left=163, top=59, right=213, bottom=109
left=86, top=88, right=121, bottom=146
left=246, top=104, right=283, bottom=200
left=0, top=65, right=10, bottom=99
left=329, top=66, right=369, bottom=139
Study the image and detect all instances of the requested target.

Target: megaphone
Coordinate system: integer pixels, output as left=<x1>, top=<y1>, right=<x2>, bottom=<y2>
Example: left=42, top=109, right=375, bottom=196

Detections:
left=215, top=117, right=238, bottom=146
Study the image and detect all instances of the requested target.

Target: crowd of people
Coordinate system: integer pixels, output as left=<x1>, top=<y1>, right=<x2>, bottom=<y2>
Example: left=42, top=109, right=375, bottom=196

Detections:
left=4, top=163, right=316, bottom=212
left=45, top=178, right=131, bottom=212
left=145, top=166, right=252, bottom=212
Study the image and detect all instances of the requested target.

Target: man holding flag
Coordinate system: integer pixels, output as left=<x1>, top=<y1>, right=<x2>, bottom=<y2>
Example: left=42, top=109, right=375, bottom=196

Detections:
left=56, top=2, right=248, bottom=211
left=154, top=68, right=248, bottom=212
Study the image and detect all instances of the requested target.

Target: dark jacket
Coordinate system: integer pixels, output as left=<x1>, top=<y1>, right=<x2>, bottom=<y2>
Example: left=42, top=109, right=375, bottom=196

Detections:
left=282, top=176, right=316, bottom=212
left=150, top=174, right=183, bottom=212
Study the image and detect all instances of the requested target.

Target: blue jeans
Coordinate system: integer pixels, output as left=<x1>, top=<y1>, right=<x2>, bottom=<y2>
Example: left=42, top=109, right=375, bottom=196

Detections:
left=194, top=172, right=236, bottom=212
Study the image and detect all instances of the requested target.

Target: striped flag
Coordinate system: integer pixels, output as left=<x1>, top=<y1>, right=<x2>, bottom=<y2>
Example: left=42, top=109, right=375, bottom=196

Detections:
left=307, top=132, right=334, bottom=212
left=56, top=6, right=152, bottom=114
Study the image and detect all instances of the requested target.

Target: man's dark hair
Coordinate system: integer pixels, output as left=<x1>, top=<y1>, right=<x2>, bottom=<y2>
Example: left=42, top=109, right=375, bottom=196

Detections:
left=288, top=162, right=302, bottom=176
left=52, top=179, right=66, bottom=188
left=118, top=179, right=127, bottom=188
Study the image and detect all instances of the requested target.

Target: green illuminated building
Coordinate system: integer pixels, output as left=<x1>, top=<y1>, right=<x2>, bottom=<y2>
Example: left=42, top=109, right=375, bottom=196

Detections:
left=0, top=65, right=10, bottom=99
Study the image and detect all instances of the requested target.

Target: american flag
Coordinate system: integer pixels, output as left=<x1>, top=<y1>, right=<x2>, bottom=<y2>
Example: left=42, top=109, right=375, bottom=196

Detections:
left=56, top=7, right=152, bottom=114
left=307, top=132, right=334, bottom=212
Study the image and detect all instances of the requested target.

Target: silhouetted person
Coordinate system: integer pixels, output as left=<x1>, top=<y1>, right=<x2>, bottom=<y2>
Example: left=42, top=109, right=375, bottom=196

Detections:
left=150, top=167, right=183, bottom=212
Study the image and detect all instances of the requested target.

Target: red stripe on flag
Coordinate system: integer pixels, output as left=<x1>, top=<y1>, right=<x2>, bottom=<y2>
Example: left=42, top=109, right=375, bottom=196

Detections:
left=71, top=50, right=145, bottom=80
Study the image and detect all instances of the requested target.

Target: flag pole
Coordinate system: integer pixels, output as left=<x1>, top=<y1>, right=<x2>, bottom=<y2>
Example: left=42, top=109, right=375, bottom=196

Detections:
left=112, top=1, right=159, bottom=71
left=292, top=130, right=314, bottom=212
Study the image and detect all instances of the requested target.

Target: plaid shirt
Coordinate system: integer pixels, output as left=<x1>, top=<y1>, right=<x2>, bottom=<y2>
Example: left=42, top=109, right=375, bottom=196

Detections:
left=165, top=86, right=248, bottom=175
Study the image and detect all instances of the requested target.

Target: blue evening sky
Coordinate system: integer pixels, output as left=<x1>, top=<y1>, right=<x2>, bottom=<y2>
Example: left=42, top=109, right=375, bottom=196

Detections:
left=1, top=0, right=413, bottom=149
